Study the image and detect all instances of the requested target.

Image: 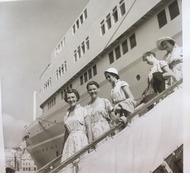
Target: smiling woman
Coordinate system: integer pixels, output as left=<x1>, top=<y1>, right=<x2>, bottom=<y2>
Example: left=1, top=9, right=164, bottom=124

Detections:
left=59, top=88, right=92, bottom=173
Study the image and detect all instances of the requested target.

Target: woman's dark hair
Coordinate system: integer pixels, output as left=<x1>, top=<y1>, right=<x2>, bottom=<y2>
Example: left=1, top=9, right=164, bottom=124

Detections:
left=64, top=88, right=80, bottom=102
left=142, top=51, right=156, bottom=61
left=86, top=81, right=100, bottom=90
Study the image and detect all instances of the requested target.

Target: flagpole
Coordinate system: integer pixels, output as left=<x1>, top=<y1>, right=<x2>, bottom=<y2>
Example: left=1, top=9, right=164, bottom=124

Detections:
left=0, top=78, right=6, bottom=173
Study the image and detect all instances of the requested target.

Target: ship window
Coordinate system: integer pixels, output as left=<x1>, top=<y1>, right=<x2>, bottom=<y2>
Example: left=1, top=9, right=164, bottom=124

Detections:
left=136, top=74, right=140, bottom=81
left=72, top=24, right=76, bottom=34
left=122, top=39, right=128, bottom=54
left=61, top=91, right=64, bottom=99
left=88, top=69, right=92, bottom=79
left=129, top=33, right=137, bottom=49
left=81, top=42, right=85, bottom=54
left=115, top=45, right=121, bottom=59
left=157, top=9, right=167, bottom=28
left=120, top=0, right=126, bottom=16
left=76, top=20, right=80, bottom=29
left=112, top=6, right=118, bottom=23
left=106, top=14, right=112, bottom=30
left=109, top=51, right=114, bottom=64
left=74, top=50, right=77, bottom=62
left=84, top=9, right=87, bottom=19
left=168, top=0, right=180, bottom=20
left=77, top=46, right=81, bottom=58
left=80, top=76, right=83, bottom=85
left=101, top=20, right=106, bottom=35
left=86, top=37, right=90, bottom=50
left=80, top=14, right=84, bottom=24
left=84, top=72, right=88, bottom=82
left=93, top=65, right=97, bottom=76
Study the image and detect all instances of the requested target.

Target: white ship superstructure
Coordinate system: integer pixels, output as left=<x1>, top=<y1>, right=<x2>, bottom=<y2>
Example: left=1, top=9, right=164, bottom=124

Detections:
left=22, top=0, right=182, bottom=171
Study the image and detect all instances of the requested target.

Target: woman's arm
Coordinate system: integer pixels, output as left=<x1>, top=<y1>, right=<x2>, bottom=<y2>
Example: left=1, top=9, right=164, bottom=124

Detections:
left=162, top=65, right=177, bottom=82
left=85, top=115, right=93, bottom=143
left=122, top=85, right=134, bottom=99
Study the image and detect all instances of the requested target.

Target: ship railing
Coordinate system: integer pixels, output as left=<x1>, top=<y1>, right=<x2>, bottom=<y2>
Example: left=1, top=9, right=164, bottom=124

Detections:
left=37, top=79, right=183, bottom=173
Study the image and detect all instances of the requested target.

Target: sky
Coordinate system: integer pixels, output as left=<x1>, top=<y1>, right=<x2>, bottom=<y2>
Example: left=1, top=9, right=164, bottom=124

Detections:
left=0, top=0, right=90, bottom=148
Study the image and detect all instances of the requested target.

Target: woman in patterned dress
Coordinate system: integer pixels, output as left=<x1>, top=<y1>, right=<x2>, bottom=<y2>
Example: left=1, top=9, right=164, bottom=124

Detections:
left=60, top=89, right=92, bottom=173
left=86, top=81, right=114, bottom=147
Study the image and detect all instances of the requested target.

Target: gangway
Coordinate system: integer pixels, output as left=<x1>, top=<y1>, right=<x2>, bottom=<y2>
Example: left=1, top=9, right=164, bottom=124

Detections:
left=37, top=79, right=183, bottom=173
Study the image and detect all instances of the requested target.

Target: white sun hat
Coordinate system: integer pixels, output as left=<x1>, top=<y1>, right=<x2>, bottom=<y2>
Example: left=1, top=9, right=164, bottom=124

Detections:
left=156, top=36, right=175, bottom=50
left=104, top=67, right=119, bottom=76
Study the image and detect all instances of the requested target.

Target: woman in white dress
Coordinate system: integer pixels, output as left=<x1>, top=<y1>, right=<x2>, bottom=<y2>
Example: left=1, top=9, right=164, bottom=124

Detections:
left=104, top=68, right=136, bottom=125
left=156, top=37, right=183, bottom=83
left=86, top=81, right=114, bottom=147
left=60, top=89, right=92, bottom=173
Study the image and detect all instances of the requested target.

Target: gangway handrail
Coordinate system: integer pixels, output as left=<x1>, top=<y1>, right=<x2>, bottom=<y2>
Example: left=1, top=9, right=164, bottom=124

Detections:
left=37, top=79, right=182, bottom=173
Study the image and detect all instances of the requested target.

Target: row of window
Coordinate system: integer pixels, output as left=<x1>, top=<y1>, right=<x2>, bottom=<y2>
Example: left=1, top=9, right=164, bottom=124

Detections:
left=55, top=37, right=66, bottom=56
left=22, top=167, right=37, bottom=171
left=61, top=84, right=73, bottom=100
left=109, top=33, right=136, bottom=64
left=100, top=0, right=126, bottom=36
left=56, top=61, right=67, bottom=80
left=74, top=37, right=90, bottom=62
left=157, top=0, right=180, bottom=28
left=48, top=97, right=56, bottom=109
left=72, top=9, right=88, bottom=34
left=43, top=78, right=52, bottom=92
left=80, top=64, right=97, bottom=85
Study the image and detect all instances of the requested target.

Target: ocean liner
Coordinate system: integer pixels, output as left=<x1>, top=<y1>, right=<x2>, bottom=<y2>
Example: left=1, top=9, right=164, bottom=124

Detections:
left=22, top=0, right=183, bottom=172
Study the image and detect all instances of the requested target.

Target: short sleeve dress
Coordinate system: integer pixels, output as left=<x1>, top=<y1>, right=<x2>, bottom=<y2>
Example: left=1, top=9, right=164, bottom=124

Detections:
left=86, top=97, right=113, bottom=146
left=111, top=80, right=136, bottom=114
left=163, top=45, right=183, bottom=81
left=60, top=105, right=89, bottom=173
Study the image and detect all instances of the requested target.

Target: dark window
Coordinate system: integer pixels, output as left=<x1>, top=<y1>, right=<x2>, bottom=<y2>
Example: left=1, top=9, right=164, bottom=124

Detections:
left=113, top=7, right=118, bottom=23
left=86, top=37, right=90, bottom=50
left=157, top=9, right=167, bottom=28
left=80, top=76, right=83, bottom=85
left=120, top=0, right=126, bottom=16
left=168, top=0, right=180, bottom=20
left=88, top=69, right=92, bottom=79
left=84, top=9, right=87, bottom=19
left=76, top=20, right=79, bottom=29
left=115, top=46, right=121, bottom=59
left=109, top=51, right=114, bottom=64
left=77, top=46, right=81, bottom=58
left=122, top=39, right=128, bottom=54
left=84, top=72, right=88, bottom=82
left=106, top=14, right=112, bottom=30
left=129, top=33, right=137, bottom=49
left=72, top=25, right=76, bottom=34
left=93, top=65, right=97, bottom=76
left=81, top=42, right=85, bottom=54
left=101, top=20, right=105, bottom=35
left=74, top=50, right=77, bottom=62
left=80, top=14, right=84, bottom=24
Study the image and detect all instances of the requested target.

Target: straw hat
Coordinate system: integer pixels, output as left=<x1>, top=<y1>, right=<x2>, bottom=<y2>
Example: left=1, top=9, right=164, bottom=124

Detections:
left=156, top=37, right=175, bottom=50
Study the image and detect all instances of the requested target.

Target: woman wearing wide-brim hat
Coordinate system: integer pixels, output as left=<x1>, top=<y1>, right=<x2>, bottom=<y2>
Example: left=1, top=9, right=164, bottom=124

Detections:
left=156, top=36, right=183, bottom=82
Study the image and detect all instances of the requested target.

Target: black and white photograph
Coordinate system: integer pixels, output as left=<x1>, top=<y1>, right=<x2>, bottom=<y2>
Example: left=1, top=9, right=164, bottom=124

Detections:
left=0, top=0, right=189, bottom=173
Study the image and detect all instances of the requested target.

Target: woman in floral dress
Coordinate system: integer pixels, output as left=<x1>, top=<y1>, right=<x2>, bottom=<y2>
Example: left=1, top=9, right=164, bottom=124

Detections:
left=86, top=81, right=114, bottom=147
left=60, top=89, right=92, bottom=173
